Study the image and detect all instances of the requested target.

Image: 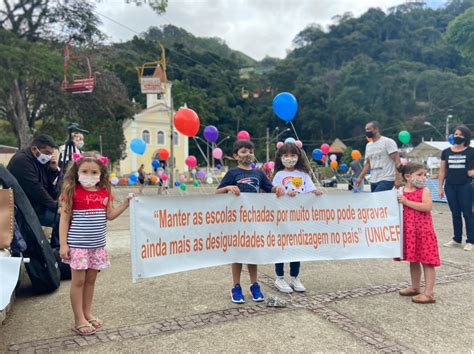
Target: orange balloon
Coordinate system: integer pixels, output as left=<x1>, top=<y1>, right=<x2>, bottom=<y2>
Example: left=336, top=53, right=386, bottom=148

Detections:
left=174, top=108, right=200, bottom=137
left=351, top=150, right=362, bottom=160
left=150, top=175, right=158, bottom=184
left=330, top=160, right=338, bottom=169
left=159, top=148, right=170, bottom=160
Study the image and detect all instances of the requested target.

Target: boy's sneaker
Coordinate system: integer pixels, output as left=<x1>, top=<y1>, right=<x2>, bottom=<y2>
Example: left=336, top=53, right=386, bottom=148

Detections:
left=231, top=284, right=245, bottom=304
left=250, top=282, right=265, bottom=302
left=464, top=243, right=473, bottom=251
left=274, top=277, right=293, bottom=293
left=290, top=277, right=306, bottom=292
left=443, top=240, right=462, bottom=248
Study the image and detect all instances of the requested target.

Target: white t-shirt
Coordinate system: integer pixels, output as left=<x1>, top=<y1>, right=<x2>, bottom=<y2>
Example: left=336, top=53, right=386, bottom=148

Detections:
left=364, top=136, right=398, bottom=183
left=272, top=170, right=316, bottom=194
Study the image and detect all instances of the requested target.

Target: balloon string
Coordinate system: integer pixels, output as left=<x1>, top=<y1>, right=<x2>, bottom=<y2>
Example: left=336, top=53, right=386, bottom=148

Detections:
left=193, top=137, right=210, bottom=166
left=288, top=122, right=326, bottom=192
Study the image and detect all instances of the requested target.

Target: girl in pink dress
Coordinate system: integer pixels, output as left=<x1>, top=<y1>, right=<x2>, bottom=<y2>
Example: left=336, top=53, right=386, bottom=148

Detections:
left=397, top=162, right=440, bottom=304
left=59, top=152, right=133, bottom=336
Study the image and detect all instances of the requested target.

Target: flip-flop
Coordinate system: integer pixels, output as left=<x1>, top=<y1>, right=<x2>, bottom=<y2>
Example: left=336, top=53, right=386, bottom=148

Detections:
left=412, top=294, right=436, bottom=304
left=71, top=324, right=96, bottom=336
left=88, top=318, right=103, bottom=329
left=399, top=287, right=421, bottom=296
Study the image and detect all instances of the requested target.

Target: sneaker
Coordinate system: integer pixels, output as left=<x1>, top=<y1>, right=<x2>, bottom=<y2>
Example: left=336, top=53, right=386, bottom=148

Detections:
left=443, top=240, right=462, bottom=248
left=464, top=243, right=473, bottom=251
left=231, top=284, right=245, bottom=304
left=250, top=282, right=265, bottom=302
left=274, top=277, right=293, bottom=293
left=290, top=277, right=306, bottom=292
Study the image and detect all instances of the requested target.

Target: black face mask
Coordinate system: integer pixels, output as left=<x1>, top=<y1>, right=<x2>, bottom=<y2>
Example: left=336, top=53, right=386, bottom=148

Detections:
left=453, top=136, right=465, bottom=145
left=366, top=131, right=375, bottom=139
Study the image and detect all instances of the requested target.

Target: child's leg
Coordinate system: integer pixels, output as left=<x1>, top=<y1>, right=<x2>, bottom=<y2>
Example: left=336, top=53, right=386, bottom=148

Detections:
left=422, top=265, right=436, bottom=297
left=247, top=264, right=257, bottom=283
left=275, top=263, right=284, bottom=277
left=232, top=263, right=242, bottom=285
left=70, top=270, right=93, bottom=331
left=82, top=269, right=99, bottom=323
left=289, top=262, right=300, bottom=277
left=409, top=262, right=422, bottom=291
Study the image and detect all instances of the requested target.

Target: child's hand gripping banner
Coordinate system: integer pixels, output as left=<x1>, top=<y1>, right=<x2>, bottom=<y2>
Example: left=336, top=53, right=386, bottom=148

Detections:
left=130, top=190, right=402, bottom=281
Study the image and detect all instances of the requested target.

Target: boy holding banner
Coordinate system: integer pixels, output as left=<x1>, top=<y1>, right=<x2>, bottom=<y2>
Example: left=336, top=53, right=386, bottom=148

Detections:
left=217, top=140, right=285, bottom=303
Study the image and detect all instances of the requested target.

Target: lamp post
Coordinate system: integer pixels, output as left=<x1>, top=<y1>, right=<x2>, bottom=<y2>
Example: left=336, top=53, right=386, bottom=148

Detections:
left=424, top=121, right=445, bottom=140
left=446, top=114, right=452, bottom=141
left=265, top=127, right=291, bottom=161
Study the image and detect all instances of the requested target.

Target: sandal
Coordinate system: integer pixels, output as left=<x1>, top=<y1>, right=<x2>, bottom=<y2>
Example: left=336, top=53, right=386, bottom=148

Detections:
left=399, top=287, right=420, bottom=296
left=71, top=324, right=96, bottom=336
left=87, top=318, right=103, bottom=329
left=412, top=293, right=436, bottom=304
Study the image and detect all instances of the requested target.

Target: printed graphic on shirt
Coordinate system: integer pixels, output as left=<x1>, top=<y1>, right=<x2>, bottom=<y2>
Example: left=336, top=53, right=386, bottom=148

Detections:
left=281, top=176, right=307, bottom=193
left=448, top=154, right=466, bottom=169
left=236, top=176, right=260, bottom=192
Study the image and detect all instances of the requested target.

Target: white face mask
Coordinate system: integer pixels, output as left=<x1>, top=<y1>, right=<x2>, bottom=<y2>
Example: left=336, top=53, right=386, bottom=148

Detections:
left=34, top=147, right=52, bottom=165
left=77, top=141, right=84, bottom=149
left=282, top=157, right=298, bottom=168
left=78, top=174, right=100, bottom=188
left=409, top=176, right=425, bottom=189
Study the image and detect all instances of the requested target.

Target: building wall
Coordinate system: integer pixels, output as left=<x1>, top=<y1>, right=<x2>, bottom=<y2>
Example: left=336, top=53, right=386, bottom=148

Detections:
left=119, top=108, right=188, bottom=176
left=0, top=153, right=15, bottom=166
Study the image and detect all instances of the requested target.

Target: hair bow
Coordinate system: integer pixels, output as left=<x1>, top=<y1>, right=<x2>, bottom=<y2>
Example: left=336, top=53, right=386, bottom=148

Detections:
left=98, top=156, right=109, bottom=166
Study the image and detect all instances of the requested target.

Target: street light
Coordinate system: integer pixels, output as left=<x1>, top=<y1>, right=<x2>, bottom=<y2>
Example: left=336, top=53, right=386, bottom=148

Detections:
left=265, top=127, right=291, bottom=161
left=424, top=121, right=445, bottom=140
left=446, top=114, right=453, bottom=141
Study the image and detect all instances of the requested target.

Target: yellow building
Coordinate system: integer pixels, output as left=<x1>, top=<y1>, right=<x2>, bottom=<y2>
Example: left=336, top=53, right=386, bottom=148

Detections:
left=119, top=82, right=188, bottom=176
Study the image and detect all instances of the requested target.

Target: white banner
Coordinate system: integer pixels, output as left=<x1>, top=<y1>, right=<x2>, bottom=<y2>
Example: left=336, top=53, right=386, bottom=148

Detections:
left=130, top=190, right=402, bottom=281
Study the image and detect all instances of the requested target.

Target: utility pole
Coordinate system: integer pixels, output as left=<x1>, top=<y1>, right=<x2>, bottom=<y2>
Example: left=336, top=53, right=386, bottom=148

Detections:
left=266, top=127, right=270, bottom=162
left=169, top=82, right=175, bottom=188
left=99, top=135, right=103, bottom=155
left=446, top=114, right=452, bottom=141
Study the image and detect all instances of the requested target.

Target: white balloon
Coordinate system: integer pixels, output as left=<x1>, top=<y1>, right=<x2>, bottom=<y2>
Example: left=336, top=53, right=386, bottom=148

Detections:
left=191, top=169, right=197, bottom=175
left=329, top=154, right=337, bottom=161
left=206, top=177, right=213, bottom=184
left=207, top=172, right=213, bottom=178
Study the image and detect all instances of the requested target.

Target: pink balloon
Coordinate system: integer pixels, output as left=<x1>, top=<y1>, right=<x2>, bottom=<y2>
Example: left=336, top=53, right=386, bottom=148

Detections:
left=321, top=143, right=330, bottom=154
left=276, top=142, right=284, bottom=149
left=295, top=140, right=303, bottom=148
left=161, top=173, right=168, bottom=181
left=158, top=171, right=163, bottom=177
left=212, top=148, right=223, bottom=159
left=185, top=155, right=198, bottom=168
left=179, top=174, right=186, bottom=181
left=400, top=157, right=408, bottom=166
left=237, top=130, right=251, bottom=140
left=267, top=161, right=275, bottom=169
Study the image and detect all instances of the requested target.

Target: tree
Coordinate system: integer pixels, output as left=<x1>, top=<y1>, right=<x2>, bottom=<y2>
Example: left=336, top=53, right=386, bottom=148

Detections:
left=445, top=7, right=474, bottom=60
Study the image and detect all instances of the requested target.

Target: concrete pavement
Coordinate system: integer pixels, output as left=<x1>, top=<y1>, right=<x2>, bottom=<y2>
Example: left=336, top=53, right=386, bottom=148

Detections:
left=1, top=186, right=473, bottom=353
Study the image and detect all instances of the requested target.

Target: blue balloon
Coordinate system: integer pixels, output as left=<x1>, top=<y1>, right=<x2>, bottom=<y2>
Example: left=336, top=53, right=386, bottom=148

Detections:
left=340, top=163, right=348, bottom=172
left=312, top=149, right=323, bottom=160
left=128, top=178, right=135, bottom=185
left=175, top=181, right=181, bottom=187
left=448, top=134, right=454, bottom=145
left=285, top=137, right=296, bottom=144
left=250, top=163, right=256, bottom=169
left=152, top=159, right=160, bottom=169
left=129, top=174, right=138, bottom=182
left=130, top=138, right=146, bottom=155
left=273, top=92, right=298, bottom=122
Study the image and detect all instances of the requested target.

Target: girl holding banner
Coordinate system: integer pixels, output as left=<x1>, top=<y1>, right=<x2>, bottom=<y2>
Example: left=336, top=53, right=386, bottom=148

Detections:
left=272, top=142, right=323, bottom=293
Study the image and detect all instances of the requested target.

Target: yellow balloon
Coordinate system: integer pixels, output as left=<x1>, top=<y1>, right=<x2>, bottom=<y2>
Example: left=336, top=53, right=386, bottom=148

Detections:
left=110, top=172, right=116, bottom=178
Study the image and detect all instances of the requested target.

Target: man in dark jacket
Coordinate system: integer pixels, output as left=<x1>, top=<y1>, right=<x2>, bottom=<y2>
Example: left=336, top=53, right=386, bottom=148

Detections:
left=7, top=134, right=60, bottom=246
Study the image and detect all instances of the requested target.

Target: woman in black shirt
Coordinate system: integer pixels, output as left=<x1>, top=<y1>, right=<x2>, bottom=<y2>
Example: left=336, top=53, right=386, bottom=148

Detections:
left=439, top=125, right=474, bottom=251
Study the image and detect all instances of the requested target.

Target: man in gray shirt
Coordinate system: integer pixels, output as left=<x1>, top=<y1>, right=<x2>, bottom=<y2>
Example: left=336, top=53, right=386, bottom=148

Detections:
left=355, top=121, right=402, bottom=192
left=349, top=159, right=364, bottom=193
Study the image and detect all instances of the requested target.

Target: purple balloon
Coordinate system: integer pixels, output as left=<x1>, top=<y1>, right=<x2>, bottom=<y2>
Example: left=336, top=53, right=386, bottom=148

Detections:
left=203, top=125, right=219, bottom=142
left=197, top=169, right=206, bottom=179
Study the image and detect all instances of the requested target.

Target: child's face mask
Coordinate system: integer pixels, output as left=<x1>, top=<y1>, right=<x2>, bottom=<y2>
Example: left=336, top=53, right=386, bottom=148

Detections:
left=282, top=156, right=298, bottom=168
left=237, top=152, right=255, bottom=166
left=409, top=175, right=426, bottom=189
left=78, top=174, right=100, bottom=188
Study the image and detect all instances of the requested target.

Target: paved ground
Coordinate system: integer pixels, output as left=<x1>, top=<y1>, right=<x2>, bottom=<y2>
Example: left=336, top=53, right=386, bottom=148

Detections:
left=1, top=186, right=473, bottom=353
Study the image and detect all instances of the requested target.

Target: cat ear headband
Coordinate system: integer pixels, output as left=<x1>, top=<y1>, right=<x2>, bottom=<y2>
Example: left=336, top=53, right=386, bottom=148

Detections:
left=72, top=153, right=109, bottom=166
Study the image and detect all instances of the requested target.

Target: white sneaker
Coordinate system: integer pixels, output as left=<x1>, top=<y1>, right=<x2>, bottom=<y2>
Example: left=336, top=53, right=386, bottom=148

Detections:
left=274, top=277, right=293, bottom=293
left=289, top=277, right=306, bottom=292
left=443, top=240, right=462, bottom=248
left=464, top=243, right=473, bottom=251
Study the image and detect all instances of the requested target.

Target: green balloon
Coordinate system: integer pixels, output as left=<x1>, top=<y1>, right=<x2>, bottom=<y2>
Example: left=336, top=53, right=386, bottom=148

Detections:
left=193, top=180, right=199, bottom=187
left=398, top=130, right=411, bottom=144
left=180, top=184, right=187, bottom=191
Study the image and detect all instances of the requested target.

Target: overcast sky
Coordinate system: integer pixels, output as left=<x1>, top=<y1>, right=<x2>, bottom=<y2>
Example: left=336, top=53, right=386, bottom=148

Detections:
left=95, top=0, right=446, bottom=60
